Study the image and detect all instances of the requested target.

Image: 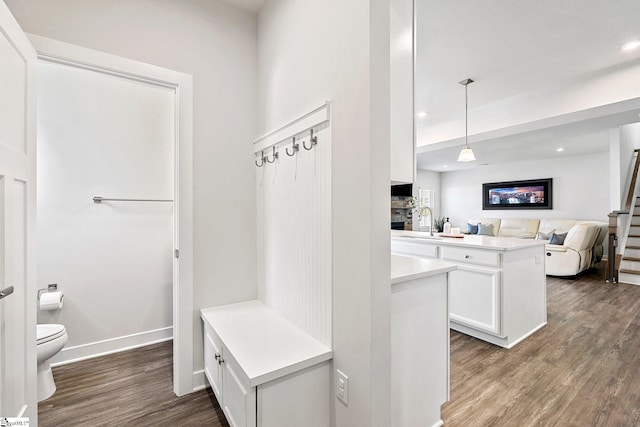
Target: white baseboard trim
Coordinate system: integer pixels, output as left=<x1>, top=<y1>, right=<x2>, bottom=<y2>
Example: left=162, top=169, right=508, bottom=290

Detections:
left=17, top=404, right=28, bottom=417
left=192, top=368, right=208, bottom=392
left=50, top=326, right=173, bottom=367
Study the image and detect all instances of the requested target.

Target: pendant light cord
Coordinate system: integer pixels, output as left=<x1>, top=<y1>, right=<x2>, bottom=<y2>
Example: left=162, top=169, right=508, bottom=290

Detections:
left=465, top=83, right=469, bottom=149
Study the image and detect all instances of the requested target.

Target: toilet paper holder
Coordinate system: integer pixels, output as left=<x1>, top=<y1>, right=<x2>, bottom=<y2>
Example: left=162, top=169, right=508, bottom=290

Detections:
left=38, top=283, right=59, bottom=300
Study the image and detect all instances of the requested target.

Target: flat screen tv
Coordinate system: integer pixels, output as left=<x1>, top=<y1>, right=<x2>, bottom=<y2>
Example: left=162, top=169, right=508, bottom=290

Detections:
left=482, top=178, right=552, bottom=210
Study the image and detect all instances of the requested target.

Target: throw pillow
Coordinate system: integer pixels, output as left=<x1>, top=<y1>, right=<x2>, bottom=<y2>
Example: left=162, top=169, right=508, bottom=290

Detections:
left=467, top=223, right=479, bottom=234
left=549, top=232, right=568, bottom=245
left=536, top=229, right=555, bottom=240
left=477, top=223, right=494, bottom=236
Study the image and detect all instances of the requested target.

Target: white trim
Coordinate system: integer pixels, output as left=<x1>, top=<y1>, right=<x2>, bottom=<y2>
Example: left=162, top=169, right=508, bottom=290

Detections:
left=192, top=369, right=208, bottom=392
left=17, top=405, right=28, bottom=418
left=253, top=102, right=330, bottom=153
left=50, top=327, right=173, bottom=367
left=27, top=34, right=195, bottom=396
left=0, top=2, right=39, bottom=419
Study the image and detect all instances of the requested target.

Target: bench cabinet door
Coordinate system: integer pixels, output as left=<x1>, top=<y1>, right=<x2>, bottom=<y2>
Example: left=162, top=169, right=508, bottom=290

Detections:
left=204, top=323, right=224, bottom=403
left=221, top=351, right=256, bottom=427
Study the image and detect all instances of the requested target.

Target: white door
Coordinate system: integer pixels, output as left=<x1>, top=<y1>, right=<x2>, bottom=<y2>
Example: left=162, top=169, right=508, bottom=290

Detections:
left=0, top=2, right=38, bottom=421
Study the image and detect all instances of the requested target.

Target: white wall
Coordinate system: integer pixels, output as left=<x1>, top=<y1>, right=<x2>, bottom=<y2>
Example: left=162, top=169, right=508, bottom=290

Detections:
left=6, top=0, right=258, bottom=378
left=37, top=61, right=174, bottom=358
left=440, top=152, right=609, bottom=230
left=257, top=0, right=391, bottom=425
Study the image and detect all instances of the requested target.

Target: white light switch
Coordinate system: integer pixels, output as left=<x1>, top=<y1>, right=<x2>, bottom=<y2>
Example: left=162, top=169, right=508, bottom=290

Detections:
left=336, top=369, right=349, bottom=405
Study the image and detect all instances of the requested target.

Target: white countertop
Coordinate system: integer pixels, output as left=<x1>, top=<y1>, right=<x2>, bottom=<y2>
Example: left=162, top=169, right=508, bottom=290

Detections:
left=391, top=230, right=547, bottom=251
left=201, top=300, right=332, bottom=387
left=391, top=254, right=457, bottom=284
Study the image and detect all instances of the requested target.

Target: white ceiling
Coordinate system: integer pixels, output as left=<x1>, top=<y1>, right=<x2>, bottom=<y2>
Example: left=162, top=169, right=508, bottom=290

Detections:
left=415, top=0, right=640, bottom=171
left=223, top=0, right=640, bottom=171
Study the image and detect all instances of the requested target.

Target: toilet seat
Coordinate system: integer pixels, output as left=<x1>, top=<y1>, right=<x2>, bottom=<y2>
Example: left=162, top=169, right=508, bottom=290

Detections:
left=37, top=324, right=66, bottom=345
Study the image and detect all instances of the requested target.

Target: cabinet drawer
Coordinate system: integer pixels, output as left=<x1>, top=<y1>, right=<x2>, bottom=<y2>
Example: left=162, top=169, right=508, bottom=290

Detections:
left=441, top=246, right=500, bottom=267
left=391, top=239, right=439, bottom=259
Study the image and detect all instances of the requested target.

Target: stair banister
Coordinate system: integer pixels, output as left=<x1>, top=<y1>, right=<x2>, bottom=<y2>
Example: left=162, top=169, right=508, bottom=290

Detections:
left=624, top=149, right=640, bottom=212
left=609, top=149, right=640, bottom=283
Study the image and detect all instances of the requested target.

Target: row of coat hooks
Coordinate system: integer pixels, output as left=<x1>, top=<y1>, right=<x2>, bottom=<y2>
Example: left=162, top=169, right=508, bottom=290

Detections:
left=255, top=129, right=318, bottom=167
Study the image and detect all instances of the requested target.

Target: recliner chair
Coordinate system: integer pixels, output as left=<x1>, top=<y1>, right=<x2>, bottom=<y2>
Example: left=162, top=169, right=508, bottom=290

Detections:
left=544, top=223, right=600, bottom=277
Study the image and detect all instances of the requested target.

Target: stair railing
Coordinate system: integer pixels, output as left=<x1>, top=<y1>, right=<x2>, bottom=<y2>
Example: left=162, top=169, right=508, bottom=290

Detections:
left=624, top=149, right=640, bottom=212
left=608, top=149, right=640, bottom=283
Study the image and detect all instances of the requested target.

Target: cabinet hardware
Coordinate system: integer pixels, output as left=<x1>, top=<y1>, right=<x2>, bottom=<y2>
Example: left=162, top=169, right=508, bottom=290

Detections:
left=0, top=285, right=14, bottom=300
left=218, top=357, right=225, bottom=365
left=465, top=255, right=470, bottom=259
left=215, top=352, right=221, bottom=360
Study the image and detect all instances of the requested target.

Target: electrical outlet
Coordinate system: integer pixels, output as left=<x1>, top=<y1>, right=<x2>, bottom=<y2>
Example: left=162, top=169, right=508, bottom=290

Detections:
left=336, top=369, right=349, bottom=405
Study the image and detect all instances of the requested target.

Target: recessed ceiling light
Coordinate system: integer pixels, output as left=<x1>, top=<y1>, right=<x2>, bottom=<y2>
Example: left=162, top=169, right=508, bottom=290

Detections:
left=556, top=148, right=565, bottom=152
left=443, top=164, right=448, bottom=168
left=417, top=111, right=428, bottom=118
left=621, top=40, right=640, bottom=51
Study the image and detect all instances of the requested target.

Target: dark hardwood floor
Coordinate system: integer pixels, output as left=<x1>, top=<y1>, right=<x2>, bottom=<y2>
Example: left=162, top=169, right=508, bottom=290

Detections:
left=39, top=341, right=229, bottom=427
left=41, top=264, right=640, bottom=426
left=443, top=265, right=640, bottom=426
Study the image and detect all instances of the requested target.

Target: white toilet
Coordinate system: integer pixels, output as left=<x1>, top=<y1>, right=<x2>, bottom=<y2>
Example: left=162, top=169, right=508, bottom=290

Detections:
left=37, top=323, right=68, bottom=401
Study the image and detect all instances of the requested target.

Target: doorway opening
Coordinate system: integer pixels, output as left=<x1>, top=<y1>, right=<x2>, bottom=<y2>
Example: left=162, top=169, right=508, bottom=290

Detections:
left=31, top=35, right=194, bottom=397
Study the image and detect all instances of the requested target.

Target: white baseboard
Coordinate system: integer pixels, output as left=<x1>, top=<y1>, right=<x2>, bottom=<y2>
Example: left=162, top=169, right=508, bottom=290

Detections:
left=50, top=326, right=173, bottom=367
left=17, top=404, right=28, bottom=417
left=192, top=369, right=208, bottom=392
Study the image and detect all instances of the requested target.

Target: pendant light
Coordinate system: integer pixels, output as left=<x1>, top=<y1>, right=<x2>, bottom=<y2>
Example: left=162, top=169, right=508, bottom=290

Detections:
left=457, top=78, right=476, bottom=162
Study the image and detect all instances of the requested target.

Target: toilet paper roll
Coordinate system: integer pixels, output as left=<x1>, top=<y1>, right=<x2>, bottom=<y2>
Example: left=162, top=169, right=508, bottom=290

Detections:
left=40, top=291, right=64, bottom=311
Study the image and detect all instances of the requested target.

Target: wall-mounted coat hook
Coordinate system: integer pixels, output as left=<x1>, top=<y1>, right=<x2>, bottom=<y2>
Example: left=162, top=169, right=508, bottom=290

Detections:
left=265, top=145, right=279, bottom=163
left=285, top=136, right=299, bottom=156
left=302, top=129, right=318, bottom=150
left=255, top=151, right=265, bottom=167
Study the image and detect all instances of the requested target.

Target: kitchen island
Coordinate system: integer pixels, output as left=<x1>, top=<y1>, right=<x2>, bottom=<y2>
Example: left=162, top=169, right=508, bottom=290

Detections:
left=392, top=230, right=547, bottom=349
left=390, top=254, right=456, bottom=427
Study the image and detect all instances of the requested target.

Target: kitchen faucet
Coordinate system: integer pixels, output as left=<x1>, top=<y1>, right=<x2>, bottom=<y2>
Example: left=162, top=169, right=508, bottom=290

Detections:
left=417, top=206, right=434, bottom=236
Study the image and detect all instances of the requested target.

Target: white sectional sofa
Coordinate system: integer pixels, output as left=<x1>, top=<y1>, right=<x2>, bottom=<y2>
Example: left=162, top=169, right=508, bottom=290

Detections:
left=466, top=217, right=608, bottom=277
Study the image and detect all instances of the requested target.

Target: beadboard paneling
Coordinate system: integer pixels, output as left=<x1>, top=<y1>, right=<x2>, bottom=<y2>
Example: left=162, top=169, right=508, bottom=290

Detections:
left=256, top=122, right=332, bottom=347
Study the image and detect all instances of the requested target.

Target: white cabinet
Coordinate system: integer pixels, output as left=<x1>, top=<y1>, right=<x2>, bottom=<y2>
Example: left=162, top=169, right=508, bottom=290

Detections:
left=390, top=0, right=415, bottom=184
left=448, top=265, right=501, bottom=336
left=221, top=350, right=256, bottom=427
left=442, top=245, right=502, bottom=336
left=391, top=256, right=454, bottom=427
left=391, top=234, right=547, bottom=348
left=201, top=301, right=332, bottom=427
left=204, top=322, right=256, bottom=427
left=442, top=245, right=500, bottom=268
